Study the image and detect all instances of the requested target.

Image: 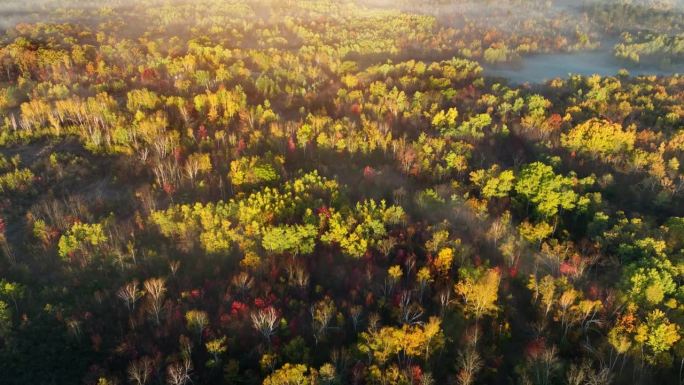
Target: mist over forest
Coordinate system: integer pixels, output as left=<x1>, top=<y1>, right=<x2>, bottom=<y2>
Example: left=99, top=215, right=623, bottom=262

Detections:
left=0, top=1, right=682, bottom=385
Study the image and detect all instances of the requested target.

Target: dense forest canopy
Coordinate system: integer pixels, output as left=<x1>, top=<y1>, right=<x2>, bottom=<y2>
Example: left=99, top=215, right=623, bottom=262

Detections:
left=0, top=1, right=683, bottom=385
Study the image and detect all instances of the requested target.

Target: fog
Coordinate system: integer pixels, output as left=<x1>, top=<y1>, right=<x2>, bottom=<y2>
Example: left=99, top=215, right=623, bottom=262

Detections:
left=363, top=0, right=684, bottom=82
left=1, top=0, right=683, bottom=82
left=485, top=49, right=684, bottom=84
left=0, top=0, right=206, bottom=28
left=0, top=0, right=131, bottom=28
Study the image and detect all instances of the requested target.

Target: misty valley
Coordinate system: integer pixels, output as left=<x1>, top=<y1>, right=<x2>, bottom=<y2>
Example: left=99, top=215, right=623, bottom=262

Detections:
left=485, top=45, right=684, bottom=84
left=0, top=1, right=683, bottom=385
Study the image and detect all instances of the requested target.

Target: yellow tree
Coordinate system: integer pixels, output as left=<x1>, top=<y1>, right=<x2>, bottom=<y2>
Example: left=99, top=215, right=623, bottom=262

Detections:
left=358, top=317, right=444, bottom=368
left=434, top=247, right=454, bottom=276
left=561, top=118, right=635, bottom=160
left=455, top=267, right=501, bottom=343
left=185, top=310, right=209, bottom=342
left=263, top=363, right=315, bottom=385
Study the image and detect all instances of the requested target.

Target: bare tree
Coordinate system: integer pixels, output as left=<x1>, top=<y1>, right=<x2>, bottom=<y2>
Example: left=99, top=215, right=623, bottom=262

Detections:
left=350, top=305, right=363, bottom=332
left=127, top=357, right=154, bottom=385
left=420, top=372, right=435, bottom=385
left=144, top=278, right=166, bottom=325
left=231, top=272, right=253, bottom=298
left=286, top=263, right=309, bottom=289
left=398, top=291, right=424, bottom=325
left=169, top=260, right=181, bottom=277
left=184, top=157, right=201, bottom=184
left=439, top=289, right=451, bottom=318
left=528, top=346, right=559, bottom=385
left=566, top=361, right=613, bottom=385
left=251, top=307, right=279, bottom=344
left=166, top=359, right=192, bottom=385
left=66, top=319, right=82, bottom=340
left=118, top=280, right=143, bottom=313
left=456, top=348, right=483, bottom=385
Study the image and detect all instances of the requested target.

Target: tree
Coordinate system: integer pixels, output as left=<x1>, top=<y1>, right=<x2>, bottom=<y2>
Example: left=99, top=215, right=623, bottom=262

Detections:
left=434, top=247, right=454, bottom=276
left=455, top=267, right=501, bottom=321
left=0, top=280, right=24, bottom=313
left=229, top=155, right=281, bottom=188
left=0, top=300, right=11, bottom=340
left=57, top=222, right=107, bottom=264
left=484, top=44, right=512, bottom=63
left=205, top=337, right=227, bottom=368
left=620, top=242, right=677, bottom=307
left=528, top=275, right=564, bottom=318
left=310, top=298, right=336, bottom=345
left=358, top=317, right=444, bottom=368
left=445, top=113, right=492, bottom=140
left=386, top=265, right=403, bottom=294
left=561, top=118, right=635, bottom=159
left=251, top=307, right=279, bottom=344
left=514, top=162, right=580, bottom=218
left=184, top=153, right=212, bottom=184
left=193, top=87, right=246, bottom=125
left=117, top=280, right=143, bottom=314
left=663, top=217, right=684, bottom=250
left=518, top=221, right=554, bottom=245
left=470, top=166, right=515, bottom=199
left=417, top=267, right=433, bottom=301
left=642, top=309, right=680, bottom=365
left=521, top=94, right=552, bottom=131
left=262, top=224, right=317, bottom=256
left=318, top=363, right=336, bottom=385
left=151, top=202, right=234, bottom=254
left=185, top=310, right=209, bottom=341
left=143, top=278, right=166, bottom=326
left=431, top=108, right=458, bottom=132
left=126, top=88, right=160, bottom=112
left=517, top=345, right=560, bottom=385
left=321, top=200, right=405, bottom=258
left=455, top=267, right=500, bottom=343
left=565, top=361, right=613, bottom=385
left=488, top=211, right=512, bottom=247
left=0, top=168, right=35, bottom=195
left=456, top=348, right=482, bottom=385
left=609, top=306, right=681, bottom=366
left=127, top=357, right=154, bottom=385
left=263, top=363, right=314, bottom=385
left=166, top=359, right=192, bottom=385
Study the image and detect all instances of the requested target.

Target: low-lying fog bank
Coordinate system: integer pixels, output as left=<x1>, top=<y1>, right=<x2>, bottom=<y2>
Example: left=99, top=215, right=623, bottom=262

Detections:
left=484, top=45, right=684, bottom=84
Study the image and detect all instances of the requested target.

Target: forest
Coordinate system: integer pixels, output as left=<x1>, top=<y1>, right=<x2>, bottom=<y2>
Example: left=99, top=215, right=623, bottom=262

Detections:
left=0, top=1, right=683, bottom=384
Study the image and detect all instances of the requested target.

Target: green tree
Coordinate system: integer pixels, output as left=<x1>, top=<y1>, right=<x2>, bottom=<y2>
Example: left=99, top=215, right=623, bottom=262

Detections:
left=57, top=222, right=107, bottom=263
left=321, top=200, right=405, bottom=258
left=621, top=253, right=677, bottom=307
left=514, top=162, right=581, bottom=218
left=470, top=166, right=515, bottom=198
left=431, top=108, right=458, bottom=131
left=262, top=224, right=317, bottom=256
left=229, top=155, right=282, bottom=188
left=609, top=306, right=681, bottom=366
left=446, top=113, right=492, bottom=140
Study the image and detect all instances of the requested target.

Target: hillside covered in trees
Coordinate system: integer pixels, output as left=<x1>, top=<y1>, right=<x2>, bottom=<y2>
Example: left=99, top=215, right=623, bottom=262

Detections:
left=0, top=1, right=683, bottom=384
